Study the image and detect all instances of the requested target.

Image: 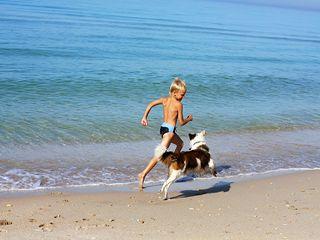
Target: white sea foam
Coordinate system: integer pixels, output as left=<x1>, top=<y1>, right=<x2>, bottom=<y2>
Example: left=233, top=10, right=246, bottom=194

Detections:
left=1, top=167, right=319, bottom=194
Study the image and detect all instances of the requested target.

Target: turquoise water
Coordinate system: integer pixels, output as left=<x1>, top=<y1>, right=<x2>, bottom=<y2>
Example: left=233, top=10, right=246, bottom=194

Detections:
left=0, top=0, right=320, bottom=190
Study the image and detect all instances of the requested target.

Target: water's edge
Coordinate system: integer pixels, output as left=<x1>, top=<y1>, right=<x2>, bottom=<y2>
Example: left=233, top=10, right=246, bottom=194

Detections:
left=1, top=168, right=318, bottom=199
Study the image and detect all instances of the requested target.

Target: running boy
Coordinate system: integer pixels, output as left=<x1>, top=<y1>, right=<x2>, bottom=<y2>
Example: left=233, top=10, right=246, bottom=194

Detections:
left=138, top=77, right=193, bottom=190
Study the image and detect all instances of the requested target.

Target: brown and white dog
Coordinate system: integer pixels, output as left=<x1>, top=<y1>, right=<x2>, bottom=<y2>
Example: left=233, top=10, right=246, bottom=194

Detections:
left=159, top=130, right=217, bottom=200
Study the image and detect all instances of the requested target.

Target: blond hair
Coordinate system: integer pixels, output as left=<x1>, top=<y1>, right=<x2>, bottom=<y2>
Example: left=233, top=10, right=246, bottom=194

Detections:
left=169, top=77, right=186, bottom=94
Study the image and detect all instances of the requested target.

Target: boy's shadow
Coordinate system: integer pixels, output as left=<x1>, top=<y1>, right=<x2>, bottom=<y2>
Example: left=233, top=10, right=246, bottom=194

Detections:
left=171, top=181, right=232, bottom=199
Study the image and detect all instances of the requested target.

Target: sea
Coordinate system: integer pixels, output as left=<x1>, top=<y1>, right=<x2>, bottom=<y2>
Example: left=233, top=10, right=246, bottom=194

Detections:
left=0, top=0, right=320, bottom=192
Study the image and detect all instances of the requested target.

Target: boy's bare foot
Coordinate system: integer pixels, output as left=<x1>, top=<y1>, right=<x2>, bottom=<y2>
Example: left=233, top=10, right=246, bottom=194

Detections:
left=138, top=173, right=145, bottom=191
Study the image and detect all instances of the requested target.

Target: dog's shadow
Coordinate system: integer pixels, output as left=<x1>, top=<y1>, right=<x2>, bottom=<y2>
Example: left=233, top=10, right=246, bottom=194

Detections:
left=170, top=181, right=233, bottom=199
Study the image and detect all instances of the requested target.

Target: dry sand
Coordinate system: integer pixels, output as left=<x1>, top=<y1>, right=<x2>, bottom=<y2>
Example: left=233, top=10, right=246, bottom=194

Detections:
left=0, top=170, right=320, bottom=240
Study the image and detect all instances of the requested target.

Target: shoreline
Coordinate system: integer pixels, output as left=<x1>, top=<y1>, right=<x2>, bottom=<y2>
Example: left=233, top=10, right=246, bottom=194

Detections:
left=0, top=170, right=319, bottom=239
left=0, top=167, right=318, bottom=199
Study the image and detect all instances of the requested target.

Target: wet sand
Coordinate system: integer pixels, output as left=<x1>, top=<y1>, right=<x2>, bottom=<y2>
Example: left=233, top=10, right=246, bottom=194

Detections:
left=1, top=170, right=320, bottom=240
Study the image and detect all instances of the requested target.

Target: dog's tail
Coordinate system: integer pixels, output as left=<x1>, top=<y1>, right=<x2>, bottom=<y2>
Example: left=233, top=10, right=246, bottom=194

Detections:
left=161, top=152, right=179, bottom=166
left=154, top=144, right=179, bottom=166
left=154, top=144, right=167, bottom=159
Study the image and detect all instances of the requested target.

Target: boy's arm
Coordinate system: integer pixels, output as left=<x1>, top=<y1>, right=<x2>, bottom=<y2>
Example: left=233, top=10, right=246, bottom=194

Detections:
left=177, top=103, right=193, bottom=126
left=141, top=98, right=164, bottom=126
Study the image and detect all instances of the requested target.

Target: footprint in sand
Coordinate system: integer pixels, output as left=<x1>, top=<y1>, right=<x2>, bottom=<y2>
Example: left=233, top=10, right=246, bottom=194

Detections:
left=38, top=223, right=54, bottom=232
left=0, top=220, right=12, bottom=226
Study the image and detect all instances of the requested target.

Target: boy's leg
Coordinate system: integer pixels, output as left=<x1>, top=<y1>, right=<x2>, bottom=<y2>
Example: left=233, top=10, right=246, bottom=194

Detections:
left=138, top=133, right=174, bottom=190
left=171, top=133, right=184, bottom=154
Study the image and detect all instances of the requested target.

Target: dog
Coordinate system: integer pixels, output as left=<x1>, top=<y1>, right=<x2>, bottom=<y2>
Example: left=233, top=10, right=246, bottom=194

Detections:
left=159, top=130, right=217, bottom=200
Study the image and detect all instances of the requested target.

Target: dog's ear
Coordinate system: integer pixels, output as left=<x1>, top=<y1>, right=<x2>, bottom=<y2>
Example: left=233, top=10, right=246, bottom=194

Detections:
left=201, top=130, right=206, bottom=136
left=188, top=133, right=196, bottom=140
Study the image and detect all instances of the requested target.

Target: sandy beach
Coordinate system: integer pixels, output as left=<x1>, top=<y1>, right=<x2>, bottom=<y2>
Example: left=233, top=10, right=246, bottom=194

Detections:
left=1, top=1, right=320, bottom=239
left=0, top=170, right=319, bottom=240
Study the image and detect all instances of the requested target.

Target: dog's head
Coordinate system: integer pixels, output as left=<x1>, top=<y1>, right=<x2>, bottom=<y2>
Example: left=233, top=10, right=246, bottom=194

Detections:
left=188, top=130, right=207, bottom=150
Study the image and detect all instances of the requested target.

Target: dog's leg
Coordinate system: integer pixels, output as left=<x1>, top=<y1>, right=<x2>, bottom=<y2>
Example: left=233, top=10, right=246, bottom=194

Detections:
left=160, top=174, right=168, bottom=193
left=160, top=183, right=165, bottom=193
left=163, top=169, right=181, bottom=200
left=160, top=168, right=172, bottom=193
left=209, top=158, right=217, bottom=177
left=160, top=169, right=171, bottom=193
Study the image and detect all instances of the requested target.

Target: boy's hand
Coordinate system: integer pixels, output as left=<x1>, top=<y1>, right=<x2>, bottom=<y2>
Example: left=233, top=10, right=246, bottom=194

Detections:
left=187, top=114, right=193, bottom=122
left=141, top=117, right=148, bottom=126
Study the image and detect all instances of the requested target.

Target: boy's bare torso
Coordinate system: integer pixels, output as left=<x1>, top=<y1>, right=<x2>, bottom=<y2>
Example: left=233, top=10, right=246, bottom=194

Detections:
left=162, top=96, right=181, bottom=127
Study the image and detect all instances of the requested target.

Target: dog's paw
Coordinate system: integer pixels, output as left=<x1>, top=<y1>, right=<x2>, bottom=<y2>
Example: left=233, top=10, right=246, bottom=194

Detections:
left=158, top=194, right=168, bottom=200
left=162, top=195, right=169, bottom=200
left=211, top=169, right=217, bottom=177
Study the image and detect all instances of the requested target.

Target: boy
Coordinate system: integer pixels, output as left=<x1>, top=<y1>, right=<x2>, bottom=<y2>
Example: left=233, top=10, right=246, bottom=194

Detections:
left=138, top=77, right=193, bottom=190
